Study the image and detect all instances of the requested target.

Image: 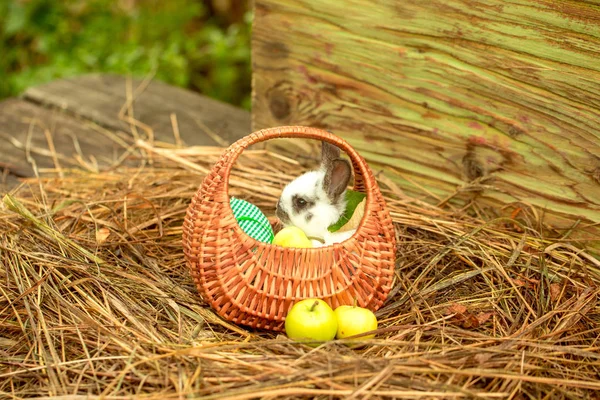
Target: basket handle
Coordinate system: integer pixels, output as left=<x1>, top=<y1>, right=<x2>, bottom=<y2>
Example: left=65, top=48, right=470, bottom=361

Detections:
left=209, top=126, right=374, bottom=201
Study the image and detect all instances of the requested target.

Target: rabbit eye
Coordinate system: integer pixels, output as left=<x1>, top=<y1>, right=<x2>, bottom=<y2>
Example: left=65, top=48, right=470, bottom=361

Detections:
left=292, top=195, right=314, bottom=213
left=292, top=195, right=309, bottom=210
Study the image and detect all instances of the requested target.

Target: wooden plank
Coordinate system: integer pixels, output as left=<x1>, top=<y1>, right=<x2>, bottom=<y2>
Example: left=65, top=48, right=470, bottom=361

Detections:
left=23, top=74, right=251, bottom=146
left=0, top=98, right=131, bottom=187
left=0, top=171, right=22, bottom=194
left=252, top=0, right=600, bottom=244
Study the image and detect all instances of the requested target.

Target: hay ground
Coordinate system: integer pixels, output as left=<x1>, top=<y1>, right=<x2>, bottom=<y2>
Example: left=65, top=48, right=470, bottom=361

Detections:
left=1, top=138, right=600, bottom=400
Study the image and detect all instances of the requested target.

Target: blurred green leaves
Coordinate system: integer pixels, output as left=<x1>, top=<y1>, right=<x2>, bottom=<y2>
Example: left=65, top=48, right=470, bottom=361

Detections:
left=0, top=0, right=252, bottom=109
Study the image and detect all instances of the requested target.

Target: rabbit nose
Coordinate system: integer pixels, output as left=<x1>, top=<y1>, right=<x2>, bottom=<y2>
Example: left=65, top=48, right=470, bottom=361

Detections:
left=276, top=201, right=290, bottom=224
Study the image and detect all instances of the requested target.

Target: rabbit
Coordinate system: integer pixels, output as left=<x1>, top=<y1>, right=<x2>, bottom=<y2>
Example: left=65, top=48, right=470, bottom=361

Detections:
left=276, top=141, right=355, bottom=246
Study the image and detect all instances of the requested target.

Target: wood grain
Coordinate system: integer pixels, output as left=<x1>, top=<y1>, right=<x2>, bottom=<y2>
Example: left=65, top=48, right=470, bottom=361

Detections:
left=252, top=0, right=600, bottom=244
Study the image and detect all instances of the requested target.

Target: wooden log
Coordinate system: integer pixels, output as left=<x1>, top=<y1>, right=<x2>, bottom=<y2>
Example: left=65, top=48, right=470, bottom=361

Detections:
left=252, top=0, right=600, bottom=247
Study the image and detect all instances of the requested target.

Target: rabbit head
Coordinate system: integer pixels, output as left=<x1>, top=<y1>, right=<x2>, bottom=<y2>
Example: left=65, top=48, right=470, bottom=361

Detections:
left=276, top=141, right=352, bottom=241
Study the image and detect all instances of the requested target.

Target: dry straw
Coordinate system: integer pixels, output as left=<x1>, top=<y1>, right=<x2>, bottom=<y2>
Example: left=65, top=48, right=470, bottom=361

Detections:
left=1, top=133, right=599, bottom=399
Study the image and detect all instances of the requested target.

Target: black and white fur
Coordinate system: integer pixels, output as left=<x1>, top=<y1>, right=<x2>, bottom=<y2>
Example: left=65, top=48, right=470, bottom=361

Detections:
left=276, top=142, right=355, bottom=245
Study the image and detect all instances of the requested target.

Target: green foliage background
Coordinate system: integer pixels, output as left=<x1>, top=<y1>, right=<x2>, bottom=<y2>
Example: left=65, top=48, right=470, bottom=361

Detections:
left=0, top=0, right=252, bottom=109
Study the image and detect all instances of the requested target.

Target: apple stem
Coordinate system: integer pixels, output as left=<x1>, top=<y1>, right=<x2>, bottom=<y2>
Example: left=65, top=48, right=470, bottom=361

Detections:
left=353, top=297, right=358, bottom=307
left=309, top=300, right=320, bottom=312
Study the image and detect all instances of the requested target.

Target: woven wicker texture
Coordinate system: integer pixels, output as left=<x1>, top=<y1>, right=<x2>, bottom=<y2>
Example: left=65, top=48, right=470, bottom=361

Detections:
left=182, top=126, right=396, bottom=331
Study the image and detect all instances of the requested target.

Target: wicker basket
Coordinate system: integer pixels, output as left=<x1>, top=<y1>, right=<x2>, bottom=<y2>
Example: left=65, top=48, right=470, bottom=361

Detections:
left=182, top=126, right=396, bottom=331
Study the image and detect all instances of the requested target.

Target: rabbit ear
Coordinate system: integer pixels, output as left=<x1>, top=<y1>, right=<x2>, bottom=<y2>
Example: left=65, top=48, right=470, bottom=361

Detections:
left=323, top=159, right=352, bottom=202
left=321, top=142, right=341, bottom=169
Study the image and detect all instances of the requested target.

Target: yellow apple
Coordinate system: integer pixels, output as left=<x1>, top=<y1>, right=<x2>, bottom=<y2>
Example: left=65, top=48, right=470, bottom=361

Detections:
left=334, top=305, right=378, bottom=341
left=285, top=299, right=338, bottom=345
left=272, top=226, right=312, bottom=248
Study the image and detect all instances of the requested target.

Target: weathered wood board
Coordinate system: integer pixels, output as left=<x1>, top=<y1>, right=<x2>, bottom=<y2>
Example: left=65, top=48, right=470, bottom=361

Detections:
left=0, top=98, right=129, bottom=178
left=252, top=0, right=600, bottom=243
left=24, top=74, right=251, bottom=146
left=0, top=74, right=251, bottom=192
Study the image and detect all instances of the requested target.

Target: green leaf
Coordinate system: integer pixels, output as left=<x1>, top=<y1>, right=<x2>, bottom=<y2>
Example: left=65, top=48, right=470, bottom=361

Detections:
left=328, top=190, right=367, bottom=232
left=5, top=3, right=27, bottom=35
left=0, top=0, right=252, bottom=107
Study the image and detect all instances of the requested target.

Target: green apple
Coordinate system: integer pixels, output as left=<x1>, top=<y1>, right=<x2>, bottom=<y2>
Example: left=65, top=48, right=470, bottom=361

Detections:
left=334, top=305, right=378, bottom=341
left=272, top=226, right=313, bottom=248
left=285, top=299, right=338, bottom=344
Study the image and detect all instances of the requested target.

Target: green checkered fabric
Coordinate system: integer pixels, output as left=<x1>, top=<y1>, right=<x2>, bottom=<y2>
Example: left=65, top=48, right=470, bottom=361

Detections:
left=229, top=197, right=274, bottom=243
